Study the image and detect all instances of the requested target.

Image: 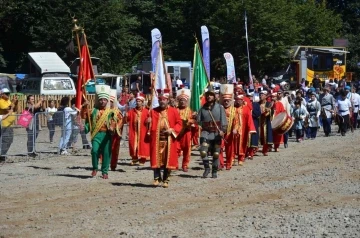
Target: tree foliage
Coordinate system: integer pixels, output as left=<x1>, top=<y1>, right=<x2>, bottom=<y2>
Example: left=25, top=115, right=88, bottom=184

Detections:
left=0, top=0, right=357, bottom=79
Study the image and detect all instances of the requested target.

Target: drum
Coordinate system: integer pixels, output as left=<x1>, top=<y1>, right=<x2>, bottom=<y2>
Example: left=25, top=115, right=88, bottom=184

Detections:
left=271, top=112, right=294, bottom=134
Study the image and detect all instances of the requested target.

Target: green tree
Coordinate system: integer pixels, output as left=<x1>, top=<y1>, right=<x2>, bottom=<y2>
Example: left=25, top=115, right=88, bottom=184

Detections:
left=325, top=0, right=360, bottom=77
left=0, top=0, right=142, bottom=73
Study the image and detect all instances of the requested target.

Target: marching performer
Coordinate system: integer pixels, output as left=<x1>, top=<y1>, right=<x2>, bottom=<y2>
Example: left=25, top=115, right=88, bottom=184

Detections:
left=219, top=84, right=235, bottom=170
left=336, top=89, right=352, bottom=136
left=247, top=91, right=261, bottom=159
left=82, top=85, right=118, bottom=179
left=305, top=92, right=321, bottom=139
left=147, top=89, right=182, bottom=188
left=127, top=92, right=150, bottom=166
left=271, top=92, right=285, bottom=152
left=109, top=89, right=124, bottom=171
left=277, top=90, right=291, bottom=148
left=349, top=87, right=360, bottom=129
left=197, top=86, right=227, bottom=178
left=259, top=91, right=273, bottom=156
left=176, top=88, right=196, bottom=172
left=230, top=94, right=256, bottom=167
left=319, top=86, right=336, bottom=137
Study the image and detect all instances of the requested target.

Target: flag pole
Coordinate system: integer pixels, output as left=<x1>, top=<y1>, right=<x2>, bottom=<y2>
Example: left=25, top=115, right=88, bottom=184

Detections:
left=147, top=44, right=162, bottom=135
left=244, top=10, right=253, bottom=89
left=72, top=17, right=92, bottom=131
left=194, top=35, right=210, bottom=84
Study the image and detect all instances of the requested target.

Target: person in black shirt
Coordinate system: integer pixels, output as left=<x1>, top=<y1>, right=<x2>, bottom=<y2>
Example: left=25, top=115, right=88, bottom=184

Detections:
left=312, top=74, right=321, bottom=90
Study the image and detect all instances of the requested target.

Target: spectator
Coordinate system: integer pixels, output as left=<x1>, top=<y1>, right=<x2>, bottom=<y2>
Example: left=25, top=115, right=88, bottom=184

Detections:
left=26, top=95, right=44, bottom=156
left=118, top=86, right=130, bottom=114
left=135, top=75, right=143, bottom=92
left=67, top=98, right=91, bottom=150
left=128, top=92, right=136, bottom=110
left=58, top=96, right=77, bottom=155
left=45, top=100, right=57, bottom=143
left=176, top=76, right=183, bottom=89
left=262, top=75, right=268, bottom=86
left=0, top=88, right=18, bottom=157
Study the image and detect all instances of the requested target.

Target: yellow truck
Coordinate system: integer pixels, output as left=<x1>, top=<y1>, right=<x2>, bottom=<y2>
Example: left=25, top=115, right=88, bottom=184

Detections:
left=289, top=45, right=350, bottom=84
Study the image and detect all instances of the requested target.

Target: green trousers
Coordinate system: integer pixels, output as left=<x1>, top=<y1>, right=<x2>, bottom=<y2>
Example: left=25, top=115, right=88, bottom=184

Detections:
left=91, top=131, right=112, bottom=175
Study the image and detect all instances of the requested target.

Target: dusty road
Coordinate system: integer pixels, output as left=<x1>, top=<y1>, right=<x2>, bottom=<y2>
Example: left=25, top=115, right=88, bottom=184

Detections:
left=0, top=128, right=359, bottom=237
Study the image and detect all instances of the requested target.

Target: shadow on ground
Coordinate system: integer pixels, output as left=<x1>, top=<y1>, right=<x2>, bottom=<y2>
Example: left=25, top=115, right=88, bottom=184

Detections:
left=111, top=182, right=155, bottom=188
left=27, top=165, right=52, bottom=170
left=55, top=174, right=93, bottom=179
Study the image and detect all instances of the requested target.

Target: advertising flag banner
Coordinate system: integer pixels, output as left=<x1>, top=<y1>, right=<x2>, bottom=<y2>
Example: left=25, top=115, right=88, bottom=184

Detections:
left=223, top=52, right=236, bottom=83
left=151, top=28, right=162, bottom=72
left=151, top=47, right=166, bottom=108
left=201, top=25, right=210, bottom=79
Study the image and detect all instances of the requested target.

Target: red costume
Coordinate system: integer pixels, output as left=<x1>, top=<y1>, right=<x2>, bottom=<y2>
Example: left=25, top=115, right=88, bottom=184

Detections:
left=149, top=106, right=182, bottom=170
left=222, top=106, right=236, bottom=169
left=191, top=125, right=200, bottom=147
left=127, top=94, right=150, bottom=164
left=219, top=84, right=235, bottom=169
left=230, top=104, right=256, bottom=167
left=259, top=94, right=274, bottom=156
left=177, top=107, right=196, bottom=171
left=272, top=100, right=285, bottom=151
left=109, top=90, right=124, bottom=171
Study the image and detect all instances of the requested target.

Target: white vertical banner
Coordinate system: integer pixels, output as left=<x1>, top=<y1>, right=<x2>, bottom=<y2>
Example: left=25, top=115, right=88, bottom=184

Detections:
left=223, top=52, right=236, bottom=83
left=245, top=11, right=253, bottom=89
left=201, top=25, right=210, bottom=79
left=151, top=28, right=162, bottom=72
left=152, top=47, right=166, bottom=108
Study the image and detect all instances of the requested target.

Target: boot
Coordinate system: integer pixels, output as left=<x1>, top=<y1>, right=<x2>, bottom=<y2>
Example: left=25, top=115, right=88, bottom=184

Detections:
left=202, top=168, right=210, bottom=178
left=202, top=159, right=210, bottom=178
left=211, top=170, right=218, bottom=178
left=212, top=158, right=218, bottom=178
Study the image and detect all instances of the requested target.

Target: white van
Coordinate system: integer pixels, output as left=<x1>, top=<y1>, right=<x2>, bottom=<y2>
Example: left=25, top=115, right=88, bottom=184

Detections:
left=22, top=74, right=76, bottom=95
left=21, top=52, right=76, bottom=95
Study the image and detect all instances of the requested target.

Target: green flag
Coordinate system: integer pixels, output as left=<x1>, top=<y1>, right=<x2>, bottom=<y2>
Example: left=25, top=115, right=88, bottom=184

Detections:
left=190, top=43, right=209, bottom=112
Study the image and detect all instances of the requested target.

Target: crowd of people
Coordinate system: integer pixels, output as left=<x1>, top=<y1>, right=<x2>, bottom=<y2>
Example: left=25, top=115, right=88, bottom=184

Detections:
left=72, top=75, right=358, bottom=188
left=1, top=74, right=359, bottom=188
left=0, top=91, right=90, bottom=159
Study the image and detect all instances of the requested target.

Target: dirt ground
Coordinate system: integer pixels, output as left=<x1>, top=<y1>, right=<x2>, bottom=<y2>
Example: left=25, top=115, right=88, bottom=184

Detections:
left=0, top=126, right=359, bottom=238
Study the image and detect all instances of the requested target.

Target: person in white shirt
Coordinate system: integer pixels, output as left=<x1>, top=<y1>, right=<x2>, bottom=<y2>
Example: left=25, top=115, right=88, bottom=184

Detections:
left=45, top=100, right=57, bottom=143
left=336, top=90, right=352, bottom=136
left=348, top=87, right=360, bottom=129
left=262, top=75, right=268, bottom=86
left=175, top=76, right=183, bottom=89
left=58, top=96, right=78, bottom=155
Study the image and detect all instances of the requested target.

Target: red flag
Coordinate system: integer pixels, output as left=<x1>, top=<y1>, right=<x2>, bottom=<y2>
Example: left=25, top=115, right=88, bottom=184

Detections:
left=76, top=33, right=95, bottom=110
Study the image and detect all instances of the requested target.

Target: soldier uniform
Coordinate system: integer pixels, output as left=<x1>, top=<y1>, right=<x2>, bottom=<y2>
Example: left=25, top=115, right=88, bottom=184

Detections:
left=197, top=87, right=227, bottom=178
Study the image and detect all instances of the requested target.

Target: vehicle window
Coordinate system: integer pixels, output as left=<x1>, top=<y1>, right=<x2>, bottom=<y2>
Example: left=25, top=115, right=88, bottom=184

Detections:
left=26, top=81, right=34, bottom=89
left=43, top=78, right=73, bottom=90
left=34, top=80, right=40, bottom=90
